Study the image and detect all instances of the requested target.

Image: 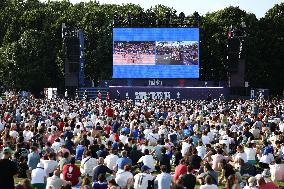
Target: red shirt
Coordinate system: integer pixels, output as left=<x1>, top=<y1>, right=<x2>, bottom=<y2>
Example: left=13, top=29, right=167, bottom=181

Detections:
left=48, top=134, right=56, bottom=144
left=173, top=164, right=187, bottom=182
left=114, top=133, right=119, bottom=142
left=62, top=164, right=81, bottom=186
left=58, top=121, right=65, bottom=132
left=259, top=182, right=279, bottom=189
left=105, top=108, right=113, bottom=118
left=104, top=125, right=111, bottom=135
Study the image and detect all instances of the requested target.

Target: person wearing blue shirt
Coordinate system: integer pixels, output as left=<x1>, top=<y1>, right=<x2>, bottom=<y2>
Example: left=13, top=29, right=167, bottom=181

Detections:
left=75, top=141, right=85, bottom=160
left=27, top=146, right=40, bottom=170
left=112, top=119, right=120, bottom=133
left=116, top=150, right=132, bottom=171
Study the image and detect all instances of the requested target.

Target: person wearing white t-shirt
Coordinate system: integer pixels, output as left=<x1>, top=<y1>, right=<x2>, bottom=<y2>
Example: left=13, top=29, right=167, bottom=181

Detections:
left=23, top=126, right=33, bottom=142
left=42, top=153, right=58, bottom=177
left=235, top=145, right=248, bottom=163
left=200, top=175, right=218, bottom=189
left=119, top=132, right=128, bottom=144
left=80, top=150, right=97, bottom=177
left=244, top=143, right=257, bottom=164
left=181, top=139, right=191, bottom=156
left=51, top=138, right=62, bottom=153
left=115, top=165, right=133, bottom=189
left=104, top=150, right=119, bottom=170
left=196, top=141, right=206, bottom=159
left=134, top=165, right=154, bottom=189
left=202, top=131, right=210, bottom=145
left=137, top=149, right=155, bottom=172
left=31, top=162, right=47, bottom=188
left=147, top=131, right=159, bottom=146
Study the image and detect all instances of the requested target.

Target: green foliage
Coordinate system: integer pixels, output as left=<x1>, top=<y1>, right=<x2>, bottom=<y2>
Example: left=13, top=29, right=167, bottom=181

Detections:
left=0, top=1, right=283, bottom=93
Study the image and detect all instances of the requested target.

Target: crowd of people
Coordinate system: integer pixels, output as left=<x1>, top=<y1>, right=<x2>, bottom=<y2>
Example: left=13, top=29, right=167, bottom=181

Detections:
left=1, top=91, right=284, bottom=189
left=156, top=42, right=198, bottom=65
left=114, top=41, right=155, bottom=63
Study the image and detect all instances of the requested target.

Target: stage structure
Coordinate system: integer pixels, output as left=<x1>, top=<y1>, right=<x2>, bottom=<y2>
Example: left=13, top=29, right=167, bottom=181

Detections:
left=79, top=23, right=229, bottom=100
left=62, top=23, right=85, bottom=93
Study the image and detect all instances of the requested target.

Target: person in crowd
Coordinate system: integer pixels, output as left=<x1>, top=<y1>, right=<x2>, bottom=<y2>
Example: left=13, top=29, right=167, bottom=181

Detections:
left=107, top=179, right=120, bottom=189
left=31, top=162, right=47, bottom=189
left=134, top=165, right=154, bottom=189
left=179, top=164, right=197, bottom=189
left=62, top=157, right=81, bottom=186
left=257, top=177, right=280, bottom=189
left=155, top=165, right=173, bottom=189
left=225, top=174, right=240, bottom=189
left=116, top=150, right=132, bottom=171
left=0, top=147, right=18, bottom=189
left=46, top=169, right=70, bottom=189
left=42, top=152, right=58, bottom=177
left=200, top=175, right=218, bottom=189
left=158, top=147, right=171, bottom=173
left=28, top=146, right=40, bottom=171
left=93, top=157, right=113, bottom=182
left=243, top=177, right=258, bottom=189
left=15, top=179, right=33, bottom=189
left=197, top=163, right=218, bottom=186
left=137, top=149, right=155, bottom=172
left=115, top=164, right=133, bottom=189
left=92, top=174, right=108, bottom=189
left=80, top=150, right=98, bottom=177
left=270, top=157, right=284, bottom=182
left=173, top=159, right=187, bottom=182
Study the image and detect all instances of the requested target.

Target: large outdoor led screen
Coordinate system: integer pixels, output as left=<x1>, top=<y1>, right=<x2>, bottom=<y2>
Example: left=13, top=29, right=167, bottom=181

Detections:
left=113, top=28, right=199, bottom=78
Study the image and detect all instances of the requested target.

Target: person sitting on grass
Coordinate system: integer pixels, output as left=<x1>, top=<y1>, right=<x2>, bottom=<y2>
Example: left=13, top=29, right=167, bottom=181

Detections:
left=200, top=175, right=218, bottom=189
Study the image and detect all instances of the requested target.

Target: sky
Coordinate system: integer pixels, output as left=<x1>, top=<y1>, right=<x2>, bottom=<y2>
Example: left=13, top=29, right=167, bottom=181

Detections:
left=64, top=0, right=283, bottom=18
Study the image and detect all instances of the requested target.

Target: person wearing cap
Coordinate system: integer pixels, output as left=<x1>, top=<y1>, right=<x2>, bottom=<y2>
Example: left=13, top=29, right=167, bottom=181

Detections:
left=31, top=162, right=47, bottom=189
left=0, top=147, right=18, bottom=189
left=243, top=177, right=258, bottom=189
left=134, top=165, right=154, bottom=189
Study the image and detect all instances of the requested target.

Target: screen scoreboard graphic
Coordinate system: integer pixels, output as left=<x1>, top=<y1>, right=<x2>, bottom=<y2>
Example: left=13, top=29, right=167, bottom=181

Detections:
left=113, top=28, right=199, bottom=78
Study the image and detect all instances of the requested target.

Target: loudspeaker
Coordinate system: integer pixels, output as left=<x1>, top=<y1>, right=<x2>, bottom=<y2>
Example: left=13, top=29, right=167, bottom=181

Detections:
left=64, top=36, right=80, bottom=87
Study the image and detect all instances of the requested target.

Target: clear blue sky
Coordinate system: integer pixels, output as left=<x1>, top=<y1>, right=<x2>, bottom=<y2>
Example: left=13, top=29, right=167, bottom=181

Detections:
left=65, top=0, right=283, bottom=18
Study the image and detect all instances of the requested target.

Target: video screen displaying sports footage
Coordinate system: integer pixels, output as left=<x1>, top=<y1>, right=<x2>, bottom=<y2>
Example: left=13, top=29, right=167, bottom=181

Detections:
left=113, top=28, right=199, bottom=78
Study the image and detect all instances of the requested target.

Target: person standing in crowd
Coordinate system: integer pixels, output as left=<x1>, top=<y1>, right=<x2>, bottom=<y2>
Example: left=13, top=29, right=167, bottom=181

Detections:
left=31, top=162, right=47, bottom=189
left=0, top=147, right=18, bottom=189
left=28, top=146, right=40, bottom=171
